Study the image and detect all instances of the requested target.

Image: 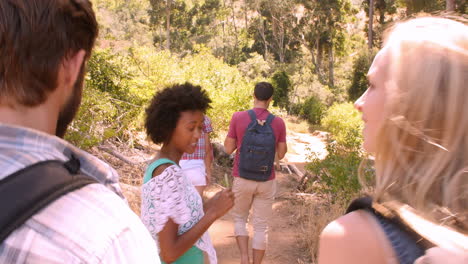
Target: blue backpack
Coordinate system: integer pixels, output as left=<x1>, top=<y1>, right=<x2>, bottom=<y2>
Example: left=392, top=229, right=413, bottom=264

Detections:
left=239, top=110, right=276, bottom=181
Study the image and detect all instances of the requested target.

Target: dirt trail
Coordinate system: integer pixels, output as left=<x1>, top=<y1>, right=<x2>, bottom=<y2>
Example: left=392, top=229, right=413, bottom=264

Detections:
left=208, top=130, right=328, bottom=264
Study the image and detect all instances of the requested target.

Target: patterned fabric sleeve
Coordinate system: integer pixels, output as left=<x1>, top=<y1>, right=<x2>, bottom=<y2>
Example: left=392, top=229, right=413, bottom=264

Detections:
left=141, top=166, right=191, bottom=238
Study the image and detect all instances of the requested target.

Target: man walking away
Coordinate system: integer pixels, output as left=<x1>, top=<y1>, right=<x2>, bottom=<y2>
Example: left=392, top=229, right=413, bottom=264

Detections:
left=224, top=82, right=287, bottom=264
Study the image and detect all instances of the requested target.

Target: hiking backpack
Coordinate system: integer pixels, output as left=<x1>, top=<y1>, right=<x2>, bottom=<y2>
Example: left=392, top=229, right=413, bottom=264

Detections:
left=238, top=109, right=276, bottom=181
left=0, top=157, right=98, bottom=243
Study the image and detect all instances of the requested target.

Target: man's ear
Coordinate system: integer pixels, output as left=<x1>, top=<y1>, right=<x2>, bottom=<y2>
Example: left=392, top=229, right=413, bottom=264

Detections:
left=62, top=50, right=86, bottom=87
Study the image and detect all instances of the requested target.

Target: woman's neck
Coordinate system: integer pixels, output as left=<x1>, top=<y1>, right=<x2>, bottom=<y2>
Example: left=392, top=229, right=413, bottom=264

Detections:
left=159, top=144, right=183, bottom=164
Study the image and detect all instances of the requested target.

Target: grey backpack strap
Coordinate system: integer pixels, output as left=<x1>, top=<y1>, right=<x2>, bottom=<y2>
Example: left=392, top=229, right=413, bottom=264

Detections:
left=0, top=156, right=98, bottom=243
left=247, top=109, right=257, bottom=122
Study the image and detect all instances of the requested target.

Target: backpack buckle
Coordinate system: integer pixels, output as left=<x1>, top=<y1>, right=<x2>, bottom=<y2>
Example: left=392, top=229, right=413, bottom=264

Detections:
left=260, top=166, right=268, bottom=172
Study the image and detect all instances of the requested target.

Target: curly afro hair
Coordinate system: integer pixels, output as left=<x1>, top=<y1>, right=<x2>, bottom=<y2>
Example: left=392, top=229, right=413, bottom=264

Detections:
left=145, top=83, right=212, bottom=144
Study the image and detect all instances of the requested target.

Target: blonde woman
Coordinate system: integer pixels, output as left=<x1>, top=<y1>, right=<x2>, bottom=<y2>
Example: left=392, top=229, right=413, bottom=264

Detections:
left=318, top=17, right=468, bottom=264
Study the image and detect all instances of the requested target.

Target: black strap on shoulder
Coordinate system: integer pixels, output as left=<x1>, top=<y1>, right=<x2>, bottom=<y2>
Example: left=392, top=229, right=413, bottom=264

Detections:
left=247, top=109, right=256, bottom=122
left=346, top=196, right=435, bottom=250
left=265, top=113, right=275, bottom=125
left=346, top=196, right=373, bottom=214
left=0, top=157, right=99, bottom=243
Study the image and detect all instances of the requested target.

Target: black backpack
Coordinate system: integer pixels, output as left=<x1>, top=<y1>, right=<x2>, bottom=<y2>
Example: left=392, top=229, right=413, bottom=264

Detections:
left=0, top=157, right=98, bottom=243
left=238, top=109, right=276, bottom=181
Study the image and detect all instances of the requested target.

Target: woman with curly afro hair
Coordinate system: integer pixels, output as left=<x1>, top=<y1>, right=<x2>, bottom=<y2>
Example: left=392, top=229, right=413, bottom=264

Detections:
left=141, top=83, right=234, bottom=264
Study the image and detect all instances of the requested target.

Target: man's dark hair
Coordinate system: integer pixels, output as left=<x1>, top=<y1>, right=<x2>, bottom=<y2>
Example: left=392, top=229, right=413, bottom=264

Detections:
left=254, top=82, right=274, bottom=101
left=145, top=83, right=212, bottom=144
left=0, top=0, right=98, bottom=107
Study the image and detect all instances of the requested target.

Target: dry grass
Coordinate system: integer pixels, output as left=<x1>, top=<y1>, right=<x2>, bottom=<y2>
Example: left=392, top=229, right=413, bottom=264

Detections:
left=284, top=115, right=314, bottom=134
left=298, top=197, right=349, bottom=263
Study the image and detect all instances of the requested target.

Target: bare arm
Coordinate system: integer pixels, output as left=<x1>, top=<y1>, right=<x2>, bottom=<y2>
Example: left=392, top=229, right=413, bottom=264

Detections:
left=224, top=137, right=237, bottom=155
left=204, top=133, right=212, bottom=184
left=276, top=142, right=287, bottom=160
left=158, top=213, right=216, bottom=263
left=318, top=211, right=396, bottom=264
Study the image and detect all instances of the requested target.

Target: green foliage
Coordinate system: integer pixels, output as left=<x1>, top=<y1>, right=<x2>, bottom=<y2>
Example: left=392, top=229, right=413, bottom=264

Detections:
left=321, top=102, right=363, bottom=149
left=249, top=0, right=301, bottom=63
left=180, top=50, right=253, bottom=131
left=300, top=95, right=326, bottom=125
left=306, top=102, right=369, bottom=201
left=70, top=45, right=254, bottom=149
left=306, top=142, right=363, bottom=201
left=237, top=53, right=272, bottom=81
left=94, top=0, right=152, bottom=47
left=66, top=85, right=118, bottom=149
left=271, top=71, right=291, bottom=109
left=348, top=48, right=377, bottom=101
left=148, top=0, right=222, bottom=52
left=67, top=49, right=145, bottom=149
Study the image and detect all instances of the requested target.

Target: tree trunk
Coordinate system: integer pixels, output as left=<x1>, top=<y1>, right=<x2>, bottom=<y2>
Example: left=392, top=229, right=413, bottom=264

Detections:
left=244, top=0, right=248, bottom=29
left=230, top=0, right=239, bottom=51
left=165, top=0, right=172, bottom=50
left=159, top=27, right=164, bottom=50
left=368, top=0, right=374, bottom=49
left=328, top=42, right=334, bottom=87
left=446, top=0, right=455, bottom=11
left=260, top=18, right=268, bottom=60
left=317, top=41, right=323, bottom=73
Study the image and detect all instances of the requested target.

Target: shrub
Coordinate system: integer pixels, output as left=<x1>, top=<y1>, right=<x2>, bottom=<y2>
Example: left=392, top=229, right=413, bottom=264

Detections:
left=348, top=48, right=377, bottom=101
left=321, top=102, right=363, bottom=149
left=301, top=95, right=326, bottom=125
left=66, top=49, right=145, bottom=149
left=66, top=86, right=117, bottom=149
left=271, top=70, right=291, bottom=110
left=237, top=52, right=272, bottom=80
left=305, top=102, right=370, bottom=202
left=306, top=142, right=363, bottom=201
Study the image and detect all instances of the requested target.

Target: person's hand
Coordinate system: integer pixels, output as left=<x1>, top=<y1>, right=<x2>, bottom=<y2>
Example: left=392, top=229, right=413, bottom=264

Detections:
left=205, top=188, right=234, bottom=219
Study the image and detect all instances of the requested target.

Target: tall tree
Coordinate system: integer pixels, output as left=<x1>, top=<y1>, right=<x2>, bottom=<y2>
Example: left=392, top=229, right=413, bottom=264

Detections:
left=149, top=0, right=222, bottom=52
left=296, top=0, right=355, bottom=87
left=249, top=0, right=299, bottom=63
left=165, top=0, right=172, bottom=50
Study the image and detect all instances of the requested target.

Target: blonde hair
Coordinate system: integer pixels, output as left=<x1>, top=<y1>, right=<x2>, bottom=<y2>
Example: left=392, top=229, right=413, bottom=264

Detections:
left=370, top=17, right=468, bottom=231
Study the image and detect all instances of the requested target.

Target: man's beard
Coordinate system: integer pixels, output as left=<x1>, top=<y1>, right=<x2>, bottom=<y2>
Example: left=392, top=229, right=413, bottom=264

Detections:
left=55, top=65, right=85, bottom=138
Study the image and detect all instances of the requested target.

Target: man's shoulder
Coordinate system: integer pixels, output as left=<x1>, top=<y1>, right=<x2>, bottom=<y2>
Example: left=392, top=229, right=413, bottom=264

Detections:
left=231, top=110, right=249, bottom=122
left=4, top=183, right=156, bottom=262
left=271, top=115, right=286, bottom=128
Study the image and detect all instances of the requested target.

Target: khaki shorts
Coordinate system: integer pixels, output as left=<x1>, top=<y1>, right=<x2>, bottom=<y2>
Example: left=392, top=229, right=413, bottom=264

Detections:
left=232, top=177, right=277, bottom=250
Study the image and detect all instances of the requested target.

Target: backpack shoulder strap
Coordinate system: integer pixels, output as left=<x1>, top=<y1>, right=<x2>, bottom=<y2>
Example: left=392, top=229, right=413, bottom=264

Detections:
left=247, top=109, right=257, bottom=122
left=0, top=157, right=98, bottom=244
left=265, top=113, right=275, bottom=126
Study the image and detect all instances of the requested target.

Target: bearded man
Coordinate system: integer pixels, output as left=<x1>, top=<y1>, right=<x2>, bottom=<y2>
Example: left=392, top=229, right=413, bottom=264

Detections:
left=0, top=1, right=160, bottom=263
